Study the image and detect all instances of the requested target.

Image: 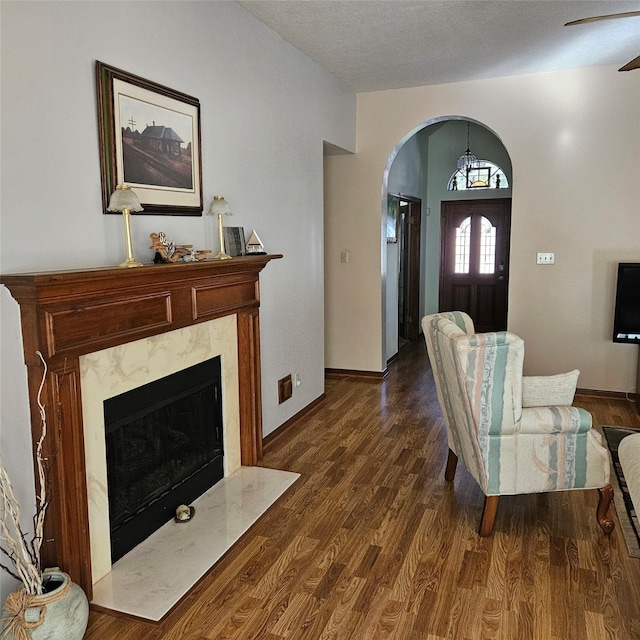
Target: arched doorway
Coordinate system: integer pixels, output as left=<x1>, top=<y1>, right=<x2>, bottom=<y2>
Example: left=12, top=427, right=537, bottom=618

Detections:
left=382, top=117, right=513, bottom=362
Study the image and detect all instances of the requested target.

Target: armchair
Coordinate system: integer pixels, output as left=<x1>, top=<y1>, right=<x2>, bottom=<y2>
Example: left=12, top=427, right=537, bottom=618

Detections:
left=422, top=311, right=614, bottom=536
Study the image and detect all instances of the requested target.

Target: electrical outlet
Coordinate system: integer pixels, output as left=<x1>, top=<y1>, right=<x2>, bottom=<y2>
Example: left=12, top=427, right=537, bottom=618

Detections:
left=278, top=375, right=292, bottom=404
left=536, top=252, right=555, bottom=265
left=341, top=250, right=349, bottom=264
left=295, top=373, right=301, bottom=387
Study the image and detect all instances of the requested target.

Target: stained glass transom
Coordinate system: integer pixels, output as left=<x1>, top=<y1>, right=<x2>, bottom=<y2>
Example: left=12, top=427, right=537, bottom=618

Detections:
left=448, top=160, right=508, bottom=191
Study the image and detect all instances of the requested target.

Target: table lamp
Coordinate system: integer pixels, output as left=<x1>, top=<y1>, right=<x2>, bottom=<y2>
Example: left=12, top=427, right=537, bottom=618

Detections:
left=107, top=185, right=144, bottom=268
left=207, top=195, right=233, bottom=260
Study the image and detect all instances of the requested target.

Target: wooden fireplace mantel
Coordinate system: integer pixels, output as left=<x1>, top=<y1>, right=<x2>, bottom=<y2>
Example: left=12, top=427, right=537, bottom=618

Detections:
left=0, top=255, right=281, bottom=598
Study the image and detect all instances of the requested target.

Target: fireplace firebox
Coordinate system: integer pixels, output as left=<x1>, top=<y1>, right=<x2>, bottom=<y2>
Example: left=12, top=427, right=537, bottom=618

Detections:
left=105, top=358, right=224, bottom=562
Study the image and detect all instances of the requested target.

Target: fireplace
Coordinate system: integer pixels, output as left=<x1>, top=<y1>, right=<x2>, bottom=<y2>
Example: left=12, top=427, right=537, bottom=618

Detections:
left=0, top=255, right=280, bottom=599
left=105, top=357, right=224, bottom=562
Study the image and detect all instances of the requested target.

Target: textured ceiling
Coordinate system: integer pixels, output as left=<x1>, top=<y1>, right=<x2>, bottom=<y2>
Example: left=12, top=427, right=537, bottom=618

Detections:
left=238, top=0, right=640, bottom=92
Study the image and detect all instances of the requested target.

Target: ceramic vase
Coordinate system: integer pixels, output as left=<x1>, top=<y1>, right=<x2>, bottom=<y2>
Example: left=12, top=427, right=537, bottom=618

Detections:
left=2, top=569, right=89, bottom=640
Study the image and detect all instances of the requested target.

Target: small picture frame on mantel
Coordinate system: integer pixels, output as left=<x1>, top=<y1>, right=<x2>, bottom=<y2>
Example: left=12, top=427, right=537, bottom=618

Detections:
left=223, top=227, right=246, bottom=257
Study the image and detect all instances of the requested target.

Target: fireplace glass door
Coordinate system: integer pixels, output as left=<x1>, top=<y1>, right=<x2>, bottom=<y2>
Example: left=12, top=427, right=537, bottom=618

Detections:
left=104, top=357, right=223, bottom=562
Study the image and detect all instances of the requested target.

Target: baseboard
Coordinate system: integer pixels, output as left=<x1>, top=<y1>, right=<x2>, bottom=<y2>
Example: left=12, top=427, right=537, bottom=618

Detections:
left=262, top=393, right=326, bottom=452
left=576, top=388, right=638, bottom=402
left=324, top=368, right=388, bottom=380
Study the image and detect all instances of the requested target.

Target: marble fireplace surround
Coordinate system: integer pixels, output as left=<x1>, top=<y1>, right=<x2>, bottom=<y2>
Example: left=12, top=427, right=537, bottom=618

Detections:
left=81, top=314, right=241, bottom=584
left=0, top=255, right=281, bottom=601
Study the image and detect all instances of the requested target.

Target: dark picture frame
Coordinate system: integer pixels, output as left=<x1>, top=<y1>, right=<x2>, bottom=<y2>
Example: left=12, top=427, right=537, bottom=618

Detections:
left=96, top=61, right=203, bottom=216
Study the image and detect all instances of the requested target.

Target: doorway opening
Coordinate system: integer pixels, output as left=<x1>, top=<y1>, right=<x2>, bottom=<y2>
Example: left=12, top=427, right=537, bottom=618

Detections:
left=382, top=117, right=513, bottom=364
left=389, top=194, right=422, bottom=348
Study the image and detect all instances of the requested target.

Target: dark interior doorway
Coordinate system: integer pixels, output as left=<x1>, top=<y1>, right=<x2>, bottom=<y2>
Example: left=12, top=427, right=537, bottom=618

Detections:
left=391, top=194, right=422, bottom=344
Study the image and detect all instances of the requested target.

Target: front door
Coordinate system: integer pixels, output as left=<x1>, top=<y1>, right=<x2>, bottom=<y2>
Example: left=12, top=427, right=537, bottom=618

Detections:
left=439, top=199, right=511, bottom=332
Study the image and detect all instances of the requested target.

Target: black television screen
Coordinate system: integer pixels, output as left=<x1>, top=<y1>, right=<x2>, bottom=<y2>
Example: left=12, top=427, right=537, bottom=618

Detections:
left=613, top=263, right=640, bottom=344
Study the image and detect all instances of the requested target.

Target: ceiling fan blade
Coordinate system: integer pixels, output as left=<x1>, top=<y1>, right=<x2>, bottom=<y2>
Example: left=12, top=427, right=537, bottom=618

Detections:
left=619, top=54, right=640, bottom=72
left=565, top=10, right=640, bottom=26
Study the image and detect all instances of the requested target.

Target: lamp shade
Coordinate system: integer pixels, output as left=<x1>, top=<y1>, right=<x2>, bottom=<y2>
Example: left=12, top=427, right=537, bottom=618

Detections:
left=207, top=195, right=232, bottom=216
left=107, top=185, right=144, bottom=213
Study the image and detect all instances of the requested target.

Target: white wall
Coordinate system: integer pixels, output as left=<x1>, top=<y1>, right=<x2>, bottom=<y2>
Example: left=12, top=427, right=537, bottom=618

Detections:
left=0, top=0, right=355, bottom=601
left=325, top=66, right=640, bottom=388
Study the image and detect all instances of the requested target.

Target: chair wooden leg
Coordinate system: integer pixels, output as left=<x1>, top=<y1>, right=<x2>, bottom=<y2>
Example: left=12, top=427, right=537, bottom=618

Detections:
left=597, top=484, right=615, bottom=535
left=444, top=448, right=458, bottom=481
left=479, top=495, right=499, bottom=537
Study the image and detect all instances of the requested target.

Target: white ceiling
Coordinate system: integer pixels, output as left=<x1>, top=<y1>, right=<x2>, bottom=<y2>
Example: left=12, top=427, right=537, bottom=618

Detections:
left=237, top=0, right=640, bottom=92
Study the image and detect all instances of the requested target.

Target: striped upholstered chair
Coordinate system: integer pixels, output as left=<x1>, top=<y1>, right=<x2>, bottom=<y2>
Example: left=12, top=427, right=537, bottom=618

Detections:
left=422, top=311, right=614, bottom=536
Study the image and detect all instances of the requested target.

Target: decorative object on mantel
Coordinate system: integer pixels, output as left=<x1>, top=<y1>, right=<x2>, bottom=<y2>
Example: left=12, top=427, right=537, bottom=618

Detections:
left=1, top=353, right=89, bottom=640
left=207, top=195, right=233, bottom=260
left=174, top=504, right=195, bottom=523
left=223, top=227, right=246, bottom=257
left=245, top=230, right=266, bottom=255
left=107, top=184, right=144, bottom=268
left=149, top=232, right=211, bottom=263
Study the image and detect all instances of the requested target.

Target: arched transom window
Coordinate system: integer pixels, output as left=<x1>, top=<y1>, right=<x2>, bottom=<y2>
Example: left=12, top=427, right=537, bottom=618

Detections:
left=448, top=160, right=509, bottom=191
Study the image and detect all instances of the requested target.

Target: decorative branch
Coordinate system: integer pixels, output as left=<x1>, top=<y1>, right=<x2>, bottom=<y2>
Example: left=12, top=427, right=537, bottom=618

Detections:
left=0, top=351, right=49, bottom=596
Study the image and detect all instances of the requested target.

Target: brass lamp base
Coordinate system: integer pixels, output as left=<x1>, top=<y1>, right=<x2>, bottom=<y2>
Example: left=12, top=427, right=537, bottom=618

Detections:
left=213, top=209, right=233, bottom=261
left=118, top=207, right=143, bottom=268
left=119, top=257, right=144, bottom=268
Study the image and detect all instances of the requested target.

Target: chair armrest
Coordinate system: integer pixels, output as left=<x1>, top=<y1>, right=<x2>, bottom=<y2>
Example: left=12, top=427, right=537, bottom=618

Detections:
left=522, top=369, right=579, bottom=407
left=519, top=405, right=592, bottom=435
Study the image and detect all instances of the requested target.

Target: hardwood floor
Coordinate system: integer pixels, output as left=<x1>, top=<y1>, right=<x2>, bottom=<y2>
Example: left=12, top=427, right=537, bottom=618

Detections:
left=84, top=341, right=640, bottom=640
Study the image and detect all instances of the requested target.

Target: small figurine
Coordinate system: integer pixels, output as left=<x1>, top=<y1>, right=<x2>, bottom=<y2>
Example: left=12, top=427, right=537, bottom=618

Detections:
left=150, top=232, right=212, bottom=263
left=245, top=230, right=266, bottom=255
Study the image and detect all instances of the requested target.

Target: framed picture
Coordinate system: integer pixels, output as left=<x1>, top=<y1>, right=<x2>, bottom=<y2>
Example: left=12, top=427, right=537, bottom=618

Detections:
left=96, top=61, right=203, bottom=216
left=386, top=195, right=399, bottom=243
left=223, top=227, right=246, bottom=257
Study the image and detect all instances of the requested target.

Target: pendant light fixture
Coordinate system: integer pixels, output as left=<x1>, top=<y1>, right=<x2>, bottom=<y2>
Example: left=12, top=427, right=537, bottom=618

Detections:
left=456, top=122, right=478, bottom=172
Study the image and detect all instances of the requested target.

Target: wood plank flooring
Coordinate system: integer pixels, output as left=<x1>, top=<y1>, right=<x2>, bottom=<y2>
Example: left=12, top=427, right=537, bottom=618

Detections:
left=84, top=341, right=640, bottom=639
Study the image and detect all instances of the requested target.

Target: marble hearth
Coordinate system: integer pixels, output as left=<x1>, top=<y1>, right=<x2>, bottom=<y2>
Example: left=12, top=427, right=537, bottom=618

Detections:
left=92, top=466, right=298, bottom=621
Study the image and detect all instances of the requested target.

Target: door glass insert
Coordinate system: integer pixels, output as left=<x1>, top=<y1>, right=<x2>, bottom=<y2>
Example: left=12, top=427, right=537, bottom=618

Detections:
left=479, top=216, right=496, bottom=274
left=454, top=217, right=471, bottom=273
